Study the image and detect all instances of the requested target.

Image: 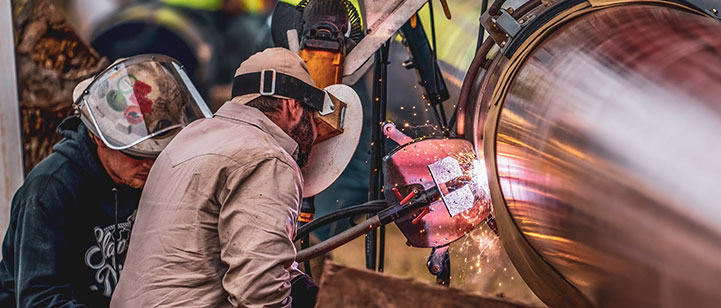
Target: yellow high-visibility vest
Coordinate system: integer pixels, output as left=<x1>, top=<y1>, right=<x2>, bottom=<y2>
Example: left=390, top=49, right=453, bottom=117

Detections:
left=160, top=0, right=269, bottom=13
left=161, top=0, right=223, bottom=11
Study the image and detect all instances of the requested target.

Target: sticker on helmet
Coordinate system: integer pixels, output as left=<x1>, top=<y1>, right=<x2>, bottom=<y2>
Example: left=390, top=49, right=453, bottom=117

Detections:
left=117, top=74, right=137, bottom=94
left=106, top=90, right=127, bottom=111
left=123, top=105, right=143, bottom=125
left=96, top=80, right=110, bottom=101
left=132, top=80, right=154, bottom=116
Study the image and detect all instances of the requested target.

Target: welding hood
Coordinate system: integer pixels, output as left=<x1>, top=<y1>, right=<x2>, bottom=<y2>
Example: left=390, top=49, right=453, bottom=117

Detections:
left=231, top=80, right=362, bottom=197
left=231, top=48, right=363, bottom=197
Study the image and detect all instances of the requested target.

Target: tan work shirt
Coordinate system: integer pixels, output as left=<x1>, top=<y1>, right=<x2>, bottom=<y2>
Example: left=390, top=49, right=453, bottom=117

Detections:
left=111, top=103, right=304, bottom=308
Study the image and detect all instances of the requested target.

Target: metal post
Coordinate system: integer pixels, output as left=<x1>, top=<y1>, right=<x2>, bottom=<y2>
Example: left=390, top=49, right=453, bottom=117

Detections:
left=0, top=0, right=24, bottom=242
left=366, top=47, right=382, bottom=271
left=366, top=40, right=391, bottom=271
left=377, top=41, right=390, bottom=273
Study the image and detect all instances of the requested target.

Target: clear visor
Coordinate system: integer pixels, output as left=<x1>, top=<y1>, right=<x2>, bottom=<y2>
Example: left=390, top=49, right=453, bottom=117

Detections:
left=75, top=55, right=212, bottom=155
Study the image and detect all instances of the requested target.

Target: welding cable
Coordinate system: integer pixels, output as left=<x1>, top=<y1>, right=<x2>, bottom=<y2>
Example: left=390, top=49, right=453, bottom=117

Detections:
left=296, top=189, right=439, bottom=262
left=294, top=200, right=387, bottom=242
left=477, top=0, right=490, bottom=50
left=448, top=37, right=494, bottom=135
left=449, top=0, right=542, bottom=135
left=297, top=215, right=383, bottom=262
left=428, top=0, right=449, bottom=132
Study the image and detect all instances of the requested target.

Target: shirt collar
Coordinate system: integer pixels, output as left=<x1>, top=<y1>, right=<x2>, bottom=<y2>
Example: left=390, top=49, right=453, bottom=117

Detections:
left=214, top=102, right=299, bottom=159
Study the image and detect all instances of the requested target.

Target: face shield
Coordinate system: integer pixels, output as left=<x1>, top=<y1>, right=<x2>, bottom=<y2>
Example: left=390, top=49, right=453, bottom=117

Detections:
left=73, top=54, right=213, bottom=158
left=302, top=84, right=362, bottom=197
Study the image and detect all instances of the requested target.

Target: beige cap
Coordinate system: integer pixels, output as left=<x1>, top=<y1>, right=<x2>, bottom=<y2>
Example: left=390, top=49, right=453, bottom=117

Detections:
left=232, top=47, right=316, bottom=105
left=232, top=48, right=364, bottom=198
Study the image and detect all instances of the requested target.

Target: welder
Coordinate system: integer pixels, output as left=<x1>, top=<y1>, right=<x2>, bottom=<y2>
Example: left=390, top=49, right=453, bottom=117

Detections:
left=0, top=54, right=210, bottom=307
left=111, top=47, right=360, bottom=307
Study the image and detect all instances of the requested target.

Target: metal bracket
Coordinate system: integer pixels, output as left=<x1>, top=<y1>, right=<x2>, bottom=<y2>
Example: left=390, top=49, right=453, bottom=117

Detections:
left=682, top=0, right=721, bottom=19
left=480, top=8, right=525, bottom=49
left=259, top=69, right=276, bottom=96
left=705, top=8, right=721, bottom=19
left=427, top=245, right=451, bottom=286
left=343, top=0, right=427, bottom=81
left=496, top=10, right=522, bottom=38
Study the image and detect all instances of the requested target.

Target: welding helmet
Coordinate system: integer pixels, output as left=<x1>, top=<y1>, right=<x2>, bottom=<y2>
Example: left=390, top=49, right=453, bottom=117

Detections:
left=231, top=48, right=362, bottom=197
left=72, top=54, right=213, bottom=158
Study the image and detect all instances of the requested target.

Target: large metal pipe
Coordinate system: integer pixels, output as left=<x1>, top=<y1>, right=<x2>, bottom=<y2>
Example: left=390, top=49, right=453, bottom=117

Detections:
left=476, top=1, right=721, bottom=307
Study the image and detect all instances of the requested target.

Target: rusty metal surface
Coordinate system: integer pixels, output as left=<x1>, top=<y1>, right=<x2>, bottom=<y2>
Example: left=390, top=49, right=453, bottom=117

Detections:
left=13, top=0, right=108, bottom=173
left=382, top=138, right=490, bottom=247
left=481, top=4, right=721, bottom=307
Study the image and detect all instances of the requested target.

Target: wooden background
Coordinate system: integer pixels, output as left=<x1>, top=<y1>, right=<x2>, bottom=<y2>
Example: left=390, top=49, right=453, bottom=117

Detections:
left=12, top=0, right=108, bottom=173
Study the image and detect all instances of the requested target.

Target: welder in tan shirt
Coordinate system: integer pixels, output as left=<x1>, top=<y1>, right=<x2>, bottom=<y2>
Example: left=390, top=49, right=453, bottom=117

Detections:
left=111, top=48, right=328, bottom=307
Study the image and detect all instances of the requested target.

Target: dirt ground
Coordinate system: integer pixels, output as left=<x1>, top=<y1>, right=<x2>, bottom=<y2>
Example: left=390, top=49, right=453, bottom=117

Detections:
left=327, top=223, right=545, bottom=306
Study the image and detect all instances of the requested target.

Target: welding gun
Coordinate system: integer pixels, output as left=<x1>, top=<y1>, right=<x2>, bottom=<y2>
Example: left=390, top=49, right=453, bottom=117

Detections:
left=295, top=186, right=439, bottom=262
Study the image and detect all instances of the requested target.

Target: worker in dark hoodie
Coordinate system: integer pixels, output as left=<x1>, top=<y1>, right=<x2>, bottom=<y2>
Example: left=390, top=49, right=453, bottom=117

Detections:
left=0, top=54, right=212, bottom=307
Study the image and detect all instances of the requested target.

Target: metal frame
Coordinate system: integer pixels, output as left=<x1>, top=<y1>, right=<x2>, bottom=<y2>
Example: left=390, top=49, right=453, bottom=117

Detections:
left=0, top=0, right=24, bottom=243
left=345, top=0, right=428, bottom=81
left=365, top=40, right=391, bottom=271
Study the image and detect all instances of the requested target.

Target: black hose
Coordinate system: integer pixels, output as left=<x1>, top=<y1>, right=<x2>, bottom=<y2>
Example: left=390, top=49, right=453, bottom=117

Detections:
left=477, top=0, right=490, bottom=50
left=428, top=0, right=448, bottom=132
left=297, top=216, right=383, bottom=262
left=294, top=200, right=387, bottom=242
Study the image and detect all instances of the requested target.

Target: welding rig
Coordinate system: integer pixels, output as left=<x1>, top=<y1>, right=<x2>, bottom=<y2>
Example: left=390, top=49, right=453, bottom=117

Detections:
left=4, top=0, right=721, bottom=307
left=284, top=0, right=721, bottom=307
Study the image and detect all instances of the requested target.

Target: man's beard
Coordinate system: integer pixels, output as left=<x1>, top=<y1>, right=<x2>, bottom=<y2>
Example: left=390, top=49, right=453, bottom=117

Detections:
left=288, top=108, right=315, bottom=168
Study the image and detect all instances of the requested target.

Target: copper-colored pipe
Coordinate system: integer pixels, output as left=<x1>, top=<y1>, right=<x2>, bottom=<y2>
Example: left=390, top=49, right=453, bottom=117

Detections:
left=481, top=3, right=721, bottom=307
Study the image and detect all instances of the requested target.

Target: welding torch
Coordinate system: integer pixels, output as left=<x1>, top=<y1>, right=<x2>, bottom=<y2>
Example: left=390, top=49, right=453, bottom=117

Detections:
left=295, top=187, right=440, bottom=262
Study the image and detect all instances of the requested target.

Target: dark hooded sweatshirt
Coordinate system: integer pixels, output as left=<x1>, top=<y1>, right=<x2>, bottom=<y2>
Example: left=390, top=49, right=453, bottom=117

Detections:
left=0, top=117, right=141, bottom=307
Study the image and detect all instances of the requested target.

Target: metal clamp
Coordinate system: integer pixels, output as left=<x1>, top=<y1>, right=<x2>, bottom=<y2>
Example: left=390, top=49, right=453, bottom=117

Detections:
left=481, top=8, right=524, bottom=49
left=496, top=10, right=522, bottom=37
left=706, top=8, right=721, bottom=19
left=259, top=69, right=277, bottom=96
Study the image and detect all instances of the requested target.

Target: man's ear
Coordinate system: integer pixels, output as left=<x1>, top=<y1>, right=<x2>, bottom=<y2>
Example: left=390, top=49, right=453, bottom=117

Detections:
left=92, top=134, right=107, bottom=149
left=283, top=99, right=304, bottom=126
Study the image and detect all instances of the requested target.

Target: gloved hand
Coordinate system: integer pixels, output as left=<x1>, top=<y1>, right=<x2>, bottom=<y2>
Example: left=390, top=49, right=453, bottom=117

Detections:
left=290, top=273, right=318, bottom=308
